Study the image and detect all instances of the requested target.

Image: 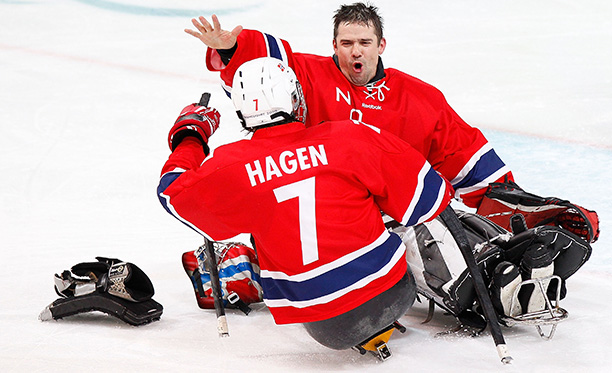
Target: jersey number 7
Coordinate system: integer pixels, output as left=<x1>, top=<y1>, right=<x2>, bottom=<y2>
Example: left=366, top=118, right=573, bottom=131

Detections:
left=273, top=177, right=319, bottom=266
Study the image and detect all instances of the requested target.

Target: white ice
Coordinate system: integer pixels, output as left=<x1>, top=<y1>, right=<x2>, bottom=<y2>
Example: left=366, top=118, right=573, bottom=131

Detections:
left=1, top=0, right=611, bottom=372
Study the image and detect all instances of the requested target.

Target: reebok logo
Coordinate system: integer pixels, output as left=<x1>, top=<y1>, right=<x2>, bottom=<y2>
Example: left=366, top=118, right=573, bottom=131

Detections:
left=362, top=103, right=382, bottom=110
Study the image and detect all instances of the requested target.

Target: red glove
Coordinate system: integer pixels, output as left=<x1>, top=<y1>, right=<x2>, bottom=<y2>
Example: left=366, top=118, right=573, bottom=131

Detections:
left=168, top=104, right=220, bottom=152
left=557, top=206, right=600, bottom=243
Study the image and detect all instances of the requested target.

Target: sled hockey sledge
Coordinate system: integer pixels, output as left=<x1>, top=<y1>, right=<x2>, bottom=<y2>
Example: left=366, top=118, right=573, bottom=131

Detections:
left=352, top=321, right=407, bottom=361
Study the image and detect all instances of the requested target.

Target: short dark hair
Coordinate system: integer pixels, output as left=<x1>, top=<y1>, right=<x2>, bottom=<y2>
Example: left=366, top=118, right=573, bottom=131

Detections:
left=333, top=2, right=384, bottom=44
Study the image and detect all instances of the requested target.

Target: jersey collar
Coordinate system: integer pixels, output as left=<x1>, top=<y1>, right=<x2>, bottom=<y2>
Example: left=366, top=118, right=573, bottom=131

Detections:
left=252, top=121, right=307, bottom=139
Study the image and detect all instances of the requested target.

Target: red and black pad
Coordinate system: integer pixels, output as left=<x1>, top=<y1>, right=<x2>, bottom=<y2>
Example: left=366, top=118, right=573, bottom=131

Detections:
left=476, top=180, right=599, bottom=243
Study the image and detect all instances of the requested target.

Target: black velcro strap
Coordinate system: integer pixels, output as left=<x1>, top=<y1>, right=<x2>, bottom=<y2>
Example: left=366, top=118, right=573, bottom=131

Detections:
left=227, top=291, right=252, bottom=315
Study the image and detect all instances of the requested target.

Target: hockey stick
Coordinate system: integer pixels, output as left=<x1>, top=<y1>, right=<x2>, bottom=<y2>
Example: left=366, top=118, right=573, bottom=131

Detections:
left=194, top=92, right=228, bottom=337
left=439, top=206, right=512, bottom=364
left=199, top=92, right=211, bottom=107
left=201, top=237, right=230, bottom=337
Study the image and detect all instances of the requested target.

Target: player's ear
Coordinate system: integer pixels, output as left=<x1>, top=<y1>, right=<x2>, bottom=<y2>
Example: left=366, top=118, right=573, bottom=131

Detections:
left=378, top=37, right=386, bottom=55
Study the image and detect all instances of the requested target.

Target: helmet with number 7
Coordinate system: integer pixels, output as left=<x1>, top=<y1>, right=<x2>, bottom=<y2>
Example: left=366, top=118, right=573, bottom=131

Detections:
left=232, top=57, right=307, bottom=130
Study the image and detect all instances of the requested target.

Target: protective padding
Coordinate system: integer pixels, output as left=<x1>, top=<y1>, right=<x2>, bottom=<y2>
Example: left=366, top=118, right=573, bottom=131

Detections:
left=40, top=292, right=163, bottom=326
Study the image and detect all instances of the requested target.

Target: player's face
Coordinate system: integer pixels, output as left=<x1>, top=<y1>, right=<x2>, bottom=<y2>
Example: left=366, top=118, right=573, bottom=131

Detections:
left=333, top=22, right=386, bottom=86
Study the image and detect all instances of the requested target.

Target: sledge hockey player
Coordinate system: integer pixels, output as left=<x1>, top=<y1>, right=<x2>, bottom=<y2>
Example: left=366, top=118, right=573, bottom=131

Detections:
left=182, top=2, right=599, bottom=330
left=186, top=3, right=598, bottom=241
left=187, top=3, right=511, bottom=208
left=158, top=57, right=453, bottom=352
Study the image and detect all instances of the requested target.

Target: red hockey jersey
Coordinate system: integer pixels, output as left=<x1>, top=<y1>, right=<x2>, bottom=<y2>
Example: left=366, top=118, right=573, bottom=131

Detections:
left=158, top=120, right=452, bottom=324
left=205, top=29, right=513, bottom=208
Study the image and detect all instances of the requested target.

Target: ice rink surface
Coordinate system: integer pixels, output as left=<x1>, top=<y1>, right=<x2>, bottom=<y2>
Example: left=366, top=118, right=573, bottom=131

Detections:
left=1, top=0, right=611, bottom=371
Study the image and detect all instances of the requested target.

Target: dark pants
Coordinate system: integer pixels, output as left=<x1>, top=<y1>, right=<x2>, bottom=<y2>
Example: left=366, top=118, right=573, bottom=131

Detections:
left=303, top=267, right=416, bottom=350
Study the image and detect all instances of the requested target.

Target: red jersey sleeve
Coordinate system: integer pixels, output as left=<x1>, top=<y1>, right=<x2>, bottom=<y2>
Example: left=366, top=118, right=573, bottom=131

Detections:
left=422, top=88, right=514, bottom=207
left=343, top=123, right=453, bottom=227
left=158, top=139, right=247, bottom=241
left=206, top=29, right=294, bottom=93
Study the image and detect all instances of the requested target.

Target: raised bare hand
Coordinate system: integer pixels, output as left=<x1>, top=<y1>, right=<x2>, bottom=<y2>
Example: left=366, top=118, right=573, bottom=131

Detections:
left=184, top=14, right=243, bottom=50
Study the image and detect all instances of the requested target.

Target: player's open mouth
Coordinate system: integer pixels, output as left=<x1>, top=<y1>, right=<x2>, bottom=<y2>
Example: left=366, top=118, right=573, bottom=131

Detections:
left=353, top=62, right=363, bottom=72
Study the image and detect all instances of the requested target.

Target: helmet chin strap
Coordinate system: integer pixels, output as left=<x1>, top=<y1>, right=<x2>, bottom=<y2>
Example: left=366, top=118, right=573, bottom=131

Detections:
left=238, top=110, right=297, bottom=132
left=270, top=111, right=295, bottom=123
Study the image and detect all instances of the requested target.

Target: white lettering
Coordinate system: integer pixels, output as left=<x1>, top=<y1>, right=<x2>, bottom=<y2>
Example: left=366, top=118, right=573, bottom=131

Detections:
left=296, top=147, right=311, bottom=170
left=350, top=108, right=363, bottom=122
left=336, top=87, right=351, bottom=105
left=361, top=103, right=382, bottom=110
left=309, top=145, right=328, bottom=167
left=265, top=156, right=282, bottom=181
left=245, top=145, right=329, bottom=186
left=279, top=150, right=297, bottom=174
left=245, top=160, right=265, bottom=187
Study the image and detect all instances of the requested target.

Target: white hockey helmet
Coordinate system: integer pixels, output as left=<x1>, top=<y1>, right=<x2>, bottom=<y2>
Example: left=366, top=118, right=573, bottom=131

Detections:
left=232, top=57, right=307, bottom=130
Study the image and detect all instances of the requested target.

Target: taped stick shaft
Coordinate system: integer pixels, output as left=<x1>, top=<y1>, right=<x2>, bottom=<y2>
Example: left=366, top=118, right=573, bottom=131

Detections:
left=439, top=207, right=512, bottom=364
left=202, top=238, right=229, bottom=337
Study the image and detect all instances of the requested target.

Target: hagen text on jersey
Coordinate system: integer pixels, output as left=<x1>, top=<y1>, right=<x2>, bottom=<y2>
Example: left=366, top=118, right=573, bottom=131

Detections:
left=245, top=145, right=328, bottom=187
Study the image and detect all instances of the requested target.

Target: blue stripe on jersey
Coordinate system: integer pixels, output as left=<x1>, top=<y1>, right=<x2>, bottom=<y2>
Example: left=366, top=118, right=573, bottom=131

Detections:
left=223, top=86, right=231, bottom=99
left=157, top=171, right=183, bottom=214
left=260, top=233, right=403, bottom=302
left=264, top=33, right=283, bottom=60
left=157, top=169, right=215, bottom=240
left=404, top=166, right=444, bottom=226
left=452, top=148, right=506, bottom=191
